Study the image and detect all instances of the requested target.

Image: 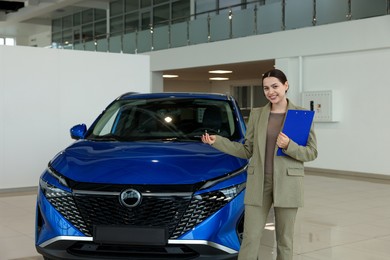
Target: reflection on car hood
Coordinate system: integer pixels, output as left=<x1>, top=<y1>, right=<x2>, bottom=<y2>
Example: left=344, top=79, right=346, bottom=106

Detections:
left=50, top=140, right=247, bottom=185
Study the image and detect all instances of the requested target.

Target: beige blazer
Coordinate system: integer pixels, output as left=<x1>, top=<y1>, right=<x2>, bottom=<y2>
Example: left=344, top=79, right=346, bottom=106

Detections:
left=212, top=100, right=317, bottom=208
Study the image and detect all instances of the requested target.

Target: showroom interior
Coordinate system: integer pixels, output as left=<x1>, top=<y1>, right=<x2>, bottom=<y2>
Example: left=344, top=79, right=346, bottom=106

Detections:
left=0, top=0, right=390, bottom=259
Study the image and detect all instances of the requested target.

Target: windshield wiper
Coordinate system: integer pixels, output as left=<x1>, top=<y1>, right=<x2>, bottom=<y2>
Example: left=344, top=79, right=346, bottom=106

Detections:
left=161, top=137, right=199, bottom=142
left=88, top=134, right=126, bottom=141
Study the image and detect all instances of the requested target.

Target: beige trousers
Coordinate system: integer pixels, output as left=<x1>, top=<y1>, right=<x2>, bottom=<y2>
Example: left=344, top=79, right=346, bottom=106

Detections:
left=238, top=174, right=298, bottom=260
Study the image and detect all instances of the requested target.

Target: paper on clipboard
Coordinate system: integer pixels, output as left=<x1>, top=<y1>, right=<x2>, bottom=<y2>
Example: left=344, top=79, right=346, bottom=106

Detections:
left=277, top=110, right=315, bottom=156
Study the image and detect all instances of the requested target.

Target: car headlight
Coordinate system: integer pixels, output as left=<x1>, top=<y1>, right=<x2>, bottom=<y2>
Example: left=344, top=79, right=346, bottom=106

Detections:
left=199, top=165, right=247, bottom=190
left=47, top=164, right=69, bottom=188
left=219, top=183, right=246, bottom=201
left=39, top=165, right=71, bottom=198
left=194, top=165, right=247, bottom=204
left=39, top=178, right=71, bottom=198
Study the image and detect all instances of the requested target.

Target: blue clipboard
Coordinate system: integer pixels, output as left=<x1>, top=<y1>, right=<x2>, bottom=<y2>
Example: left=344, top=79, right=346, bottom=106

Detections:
left=277, top=110, right=315, bottom=156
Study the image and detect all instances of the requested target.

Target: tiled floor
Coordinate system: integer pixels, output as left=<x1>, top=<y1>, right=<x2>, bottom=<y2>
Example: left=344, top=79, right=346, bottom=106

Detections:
left=1, top=173, right=390, bottom=260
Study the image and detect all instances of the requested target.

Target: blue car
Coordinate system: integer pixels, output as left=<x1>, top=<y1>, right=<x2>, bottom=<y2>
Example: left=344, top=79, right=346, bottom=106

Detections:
left=35, top=92, right=248, bottom=260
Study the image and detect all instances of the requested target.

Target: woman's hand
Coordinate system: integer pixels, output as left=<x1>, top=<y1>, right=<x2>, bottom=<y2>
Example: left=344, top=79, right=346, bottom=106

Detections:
left=201, top=133, right=217, bottom=145
left=277, top=132, right=290, bottom=149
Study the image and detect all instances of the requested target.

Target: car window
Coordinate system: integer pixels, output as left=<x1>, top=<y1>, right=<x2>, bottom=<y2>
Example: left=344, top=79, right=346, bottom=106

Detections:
left=88, top=98, right=240, bottom=141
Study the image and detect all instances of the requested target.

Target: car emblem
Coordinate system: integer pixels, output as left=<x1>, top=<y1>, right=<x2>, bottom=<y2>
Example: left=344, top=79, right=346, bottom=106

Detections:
left=120, top=189, right=142, bottom=208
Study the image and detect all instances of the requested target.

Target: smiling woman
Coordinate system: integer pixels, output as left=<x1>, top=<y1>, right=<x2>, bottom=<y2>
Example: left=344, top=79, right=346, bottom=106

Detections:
left=201, top=68, right=318, bottom=260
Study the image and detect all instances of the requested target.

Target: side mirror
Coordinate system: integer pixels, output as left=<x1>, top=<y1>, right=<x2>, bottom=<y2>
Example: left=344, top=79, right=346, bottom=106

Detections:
left=70, top=124, right=87, bottom=140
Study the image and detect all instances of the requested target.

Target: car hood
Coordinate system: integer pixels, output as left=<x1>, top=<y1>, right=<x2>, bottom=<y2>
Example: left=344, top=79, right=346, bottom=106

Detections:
left=50, top=140, right=247, bottom=185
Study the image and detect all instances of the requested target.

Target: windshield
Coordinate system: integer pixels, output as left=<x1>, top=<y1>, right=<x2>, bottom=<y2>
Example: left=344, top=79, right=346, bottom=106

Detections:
left=87, top=97, right=240, bottom=141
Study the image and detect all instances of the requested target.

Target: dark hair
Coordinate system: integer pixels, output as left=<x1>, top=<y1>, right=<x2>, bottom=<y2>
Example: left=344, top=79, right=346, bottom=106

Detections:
left=262, top=68, right=288, bottom=84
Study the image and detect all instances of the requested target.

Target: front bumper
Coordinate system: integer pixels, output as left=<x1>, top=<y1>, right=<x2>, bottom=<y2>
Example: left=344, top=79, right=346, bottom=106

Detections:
left=36, top=187, right=244, bottom=260
left=37, top=236, right=238, bottom=260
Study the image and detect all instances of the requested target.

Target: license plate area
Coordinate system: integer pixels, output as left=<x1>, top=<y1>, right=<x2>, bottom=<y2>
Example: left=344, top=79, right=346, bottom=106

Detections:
left=93, top=225, right=168, bottom=246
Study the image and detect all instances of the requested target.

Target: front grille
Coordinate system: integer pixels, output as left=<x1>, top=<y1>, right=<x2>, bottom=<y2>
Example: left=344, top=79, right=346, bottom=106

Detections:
left=46, top=188, right=234, bottom=239
left=172, top=192, right=233, bottom=238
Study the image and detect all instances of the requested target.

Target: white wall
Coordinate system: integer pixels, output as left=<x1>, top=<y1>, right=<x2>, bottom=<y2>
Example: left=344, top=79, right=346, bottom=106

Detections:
left=28, top=30, right=51, bottom=47
left=0, top=46, right=150, bottom=189
left=301, top=49, right=390, bottom=174
left=149, top=15, right=390, bottom=176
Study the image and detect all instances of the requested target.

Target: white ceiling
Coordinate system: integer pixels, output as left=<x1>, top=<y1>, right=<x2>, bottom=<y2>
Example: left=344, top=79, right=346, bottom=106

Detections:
left=163, top=60, right=275, bottom=82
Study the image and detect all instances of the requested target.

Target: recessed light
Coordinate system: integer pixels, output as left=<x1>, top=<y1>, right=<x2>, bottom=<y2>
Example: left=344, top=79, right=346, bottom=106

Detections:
left=209, top=70, right=232, bottom=74
left=163, top=74, right=179, bottom=78
left=209, top=77, right=229, bottom=81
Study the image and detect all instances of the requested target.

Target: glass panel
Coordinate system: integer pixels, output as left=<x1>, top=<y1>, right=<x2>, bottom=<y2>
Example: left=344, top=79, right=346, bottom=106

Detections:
left=170, top=21, right=188, bottom=48
left=95, top=20, right=107, bottom=39
left=219, top=0, right=242, bottom=14
left=89, top=99, right=238, bottom=140
left=153, top=25, right=169, bottom=50
left=109, top=35, right=122, bottom=53
left=141, top=0, right=152, bottom=8
left=110, top=16, right=123, bottom=36
left=125, top=12, right=139, bottom=33
left=141, top=11, right=151, bottom=30
left=123, top=32, right=137, bottom=53
left=73, top=12, right=81, bottom=26
left=233, top=86, right=251, bottom=109
left=52, top=32, right=62, bottom=43
left=96, top=38, right=108, bottom=52
left=82, top=24, right=93, bottom=41
left=189, top=17, right=209, bottom=45
left=232, top=86, right=251, bottom=118
left=257, top=1, right=282, bottom=34
left=74, top=43, right=84, bottom=50
left=253, top=85, right=267, bottom=107
left=95, top=9, right=106, bottom=21
left=195, top=0, right=217, bottom=18
left=246, top=2, right=260, bottom=10
left=125, top=0, right=139, bottom=12
left=154, top=4, right=170, bottom=26
left=285, top=0, right=313, bottom=30
left=73, top=29, right=81, bottom=44
left=209, top=13, right=230, bottom=42
left=110, top=0, right=123, bottom=17
left=52, top=19, right=62, bottom=32
left=172, top=0, right=190, bottom=23
left=62, top=15, right=72, bottom=29
left=154, top=0, right=169, bottom=4
left=62, top=29, right=72, bottom=45
left=85, top=41, right=96, bottom=51
left=352, top=0, right=387, bottom=19
left=82, top=9, right=94, bottom=24
left=316, top=0, right=348, bottom=25
left=137, top=30, right=152, bottom=53
left=232, top=8, right=255, bottom=38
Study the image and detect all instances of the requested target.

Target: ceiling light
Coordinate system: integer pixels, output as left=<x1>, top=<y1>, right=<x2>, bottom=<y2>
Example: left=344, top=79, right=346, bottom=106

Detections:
left=163, top=74, right=179, bottom=78
left=164, top=116, right=173, bottom=123
left=209, top=77, right=229, bottom=81
left=208, top=70, right=233, bottom=74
